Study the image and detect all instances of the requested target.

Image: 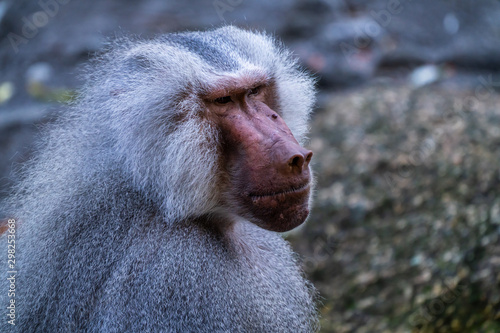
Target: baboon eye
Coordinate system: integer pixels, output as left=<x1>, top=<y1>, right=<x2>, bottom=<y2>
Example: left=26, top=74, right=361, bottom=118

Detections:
left=214, top=96, right=232, bottom=104
left=249, top=86, right=261, bottom=96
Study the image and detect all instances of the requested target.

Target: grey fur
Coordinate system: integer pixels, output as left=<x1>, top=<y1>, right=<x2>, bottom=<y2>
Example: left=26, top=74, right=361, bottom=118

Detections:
left=1, top=26, right=318, bottom=332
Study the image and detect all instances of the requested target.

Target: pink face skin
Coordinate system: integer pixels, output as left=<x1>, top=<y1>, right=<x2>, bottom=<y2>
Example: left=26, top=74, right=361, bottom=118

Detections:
left=205, top=74, right=313, bottom=232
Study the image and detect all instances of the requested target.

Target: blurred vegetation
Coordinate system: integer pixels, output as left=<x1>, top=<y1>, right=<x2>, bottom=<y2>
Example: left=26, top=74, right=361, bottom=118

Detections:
left=290, top=81, right=500, bottom=333
left=26, top=82, right=77, bottom=104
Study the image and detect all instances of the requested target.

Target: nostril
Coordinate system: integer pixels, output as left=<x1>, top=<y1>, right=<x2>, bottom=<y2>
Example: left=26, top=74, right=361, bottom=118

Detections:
left=287, top=150, right=313, bottom=172
left=305, top=151, right=313, bottom=165
left=292, top=156, right=302, bottom=167
left=289, top=154, right=305, bottom=169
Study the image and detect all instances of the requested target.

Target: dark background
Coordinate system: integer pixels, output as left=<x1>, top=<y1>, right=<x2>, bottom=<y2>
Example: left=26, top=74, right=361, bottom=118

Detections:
left=1, top=0, right=500, bottom=332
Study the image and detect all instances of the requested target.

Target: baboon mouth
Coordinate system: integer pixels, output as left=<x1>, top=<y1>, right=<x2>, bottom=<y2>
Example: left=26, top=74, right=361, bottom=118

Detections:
left=246, top=182, right=311, bottom=232
left=249, top=182, right=310, bottom=200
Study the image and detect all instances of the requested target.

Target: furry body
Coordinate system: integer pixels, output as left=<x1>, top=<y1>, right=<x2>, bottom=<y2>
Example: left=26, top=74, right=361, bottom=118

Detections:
left=1, top=26, right=318, bottom=332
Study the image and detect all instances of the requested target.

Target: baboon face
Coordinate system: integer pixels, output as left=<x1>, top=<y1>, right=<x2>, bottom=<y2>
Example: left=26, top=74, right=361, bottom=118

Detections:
left=205, top=73, right=313, bottom=232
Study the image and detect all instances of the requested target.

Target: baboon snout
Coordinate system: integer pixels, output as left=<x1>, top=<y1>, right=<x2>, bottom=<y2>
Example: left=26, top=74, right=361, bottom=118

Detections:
left=285, top=145, right=313, bottom=174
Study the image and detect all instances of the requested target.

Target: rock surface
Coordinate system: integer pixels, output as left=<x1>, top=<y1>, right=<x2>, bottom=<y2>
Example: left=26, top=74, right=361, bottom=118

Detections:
left=291, top=80, right=500, bottom=332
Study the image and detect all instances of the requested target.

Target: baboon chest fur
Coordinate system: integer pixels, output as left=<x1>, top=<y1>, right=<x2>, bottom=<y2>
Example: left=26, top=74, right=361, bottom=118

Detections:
left=1, top=26, right=318, bottom=332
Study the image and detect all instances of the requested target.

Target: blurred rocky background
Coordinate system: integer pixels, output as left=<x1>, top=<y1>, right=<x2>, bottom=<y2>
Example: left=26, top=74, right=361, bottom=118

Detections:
left=1, top=0, right=499, bottom=332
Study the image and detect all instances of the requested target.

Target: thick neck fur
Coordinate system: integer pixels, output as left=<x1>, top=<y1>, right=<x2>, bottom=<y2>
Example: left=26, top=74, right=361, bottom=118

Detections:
left=4, top=177, right=318, bottom=332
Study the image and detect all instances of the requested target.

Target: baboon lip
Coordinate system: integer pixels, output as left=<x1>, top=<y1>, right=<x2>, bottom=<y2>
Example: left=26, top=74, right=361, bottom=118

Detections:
left=249, top=182, right=310, bottom=200
left=246, top=182, right=311, bottom=232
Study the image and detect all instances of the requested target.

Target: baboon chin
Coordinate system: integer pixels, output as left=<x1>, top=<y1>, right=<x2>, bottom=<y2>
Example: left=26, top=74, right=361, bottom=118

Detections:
left=2, top=26, right=319, bottom=332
